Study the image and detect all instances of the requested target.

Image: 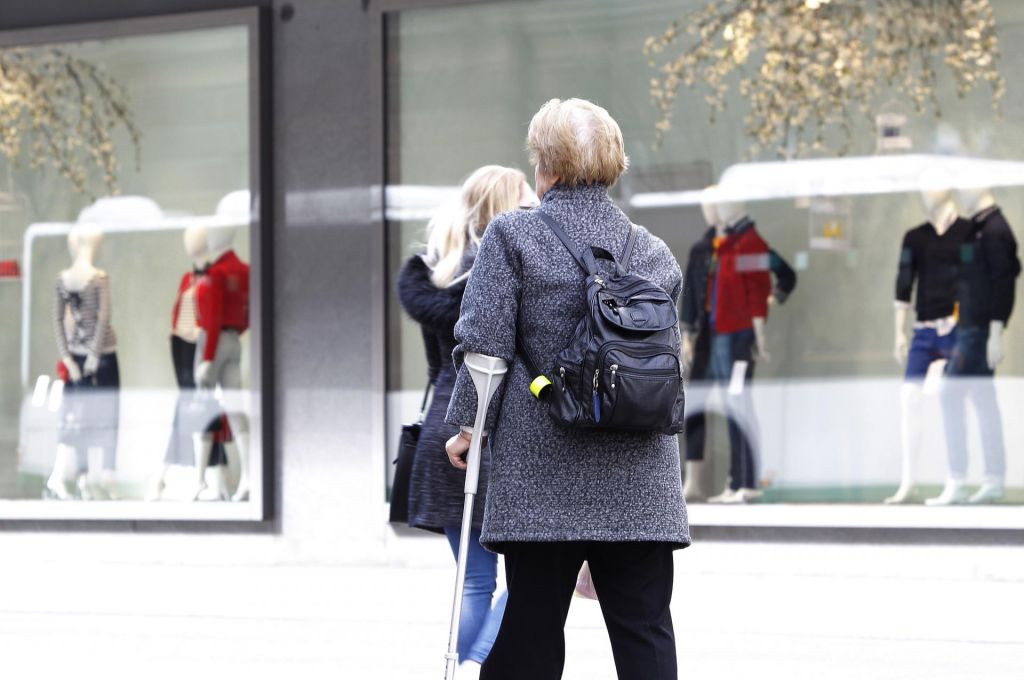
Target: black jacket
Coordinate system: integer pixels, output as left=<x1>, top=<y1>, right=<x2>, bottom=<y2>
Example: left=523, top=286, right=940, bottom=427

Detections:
left=396, top=253, right=488, bottom=532
left=957, top=206, right=1021, bottom=327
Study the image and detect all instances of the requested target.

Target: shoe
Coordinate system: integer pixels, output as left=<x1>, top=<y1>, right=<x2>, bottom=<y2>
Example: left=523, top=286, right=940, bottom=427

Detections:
left=459, top=661, right=482, bottom=680
left=44, top=476, right=72, bottom=501
left=707, top=488, right=738, bottom=504
left=925, top=480, right=969, bottom=506
left=967, top=483, right=1003, bottom=505
left=883, top=483, right=914, bottom=505
left=729, top=488, right=763, bottom=504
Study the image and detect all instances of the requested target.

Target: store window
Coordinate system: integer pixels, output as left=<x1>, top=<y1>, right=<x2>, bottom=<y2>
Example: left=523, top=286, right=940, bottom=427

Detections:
left=384, top=0, right=1024, bottom=528
left=0, top=10, right=267, bottom=520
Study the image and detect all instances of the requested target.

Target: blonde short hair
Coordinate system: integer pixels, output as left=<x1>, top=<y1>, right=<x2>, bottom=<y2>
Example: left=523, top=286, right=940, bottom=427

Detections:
left=526, top=98, right=629, bottom=187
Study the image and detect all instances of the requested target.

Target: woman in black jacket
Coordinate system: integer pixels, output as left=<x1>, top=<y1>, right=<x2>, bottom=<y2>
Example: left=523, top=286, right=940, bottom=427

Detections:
left=397, top=164, right=537, bottom=675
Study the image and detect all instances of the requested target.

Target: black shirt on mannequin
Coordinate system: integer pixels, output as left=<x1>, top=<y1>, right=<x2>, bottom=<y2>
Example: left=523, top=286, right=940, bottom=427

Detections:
left=895, top=217, right=975, bottom=321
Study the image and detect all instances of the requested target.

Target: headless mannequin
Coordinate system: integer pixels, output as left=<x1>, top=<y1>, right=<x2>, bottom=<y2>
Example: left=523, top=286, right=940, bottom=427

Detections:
left=886, top=187, right=959, bottom=505
left=958, top=187, right=1005, bottom=369
left=47, top=224, right=117, bottom=500
left=194, top=223, right=251, bottom=502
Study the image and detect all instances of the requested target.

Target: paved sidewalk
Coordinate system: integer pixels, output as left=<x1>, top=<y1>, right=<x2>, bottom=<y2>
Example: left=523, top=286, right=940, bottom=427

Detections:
left=1, top=539, right=1021, bottom=679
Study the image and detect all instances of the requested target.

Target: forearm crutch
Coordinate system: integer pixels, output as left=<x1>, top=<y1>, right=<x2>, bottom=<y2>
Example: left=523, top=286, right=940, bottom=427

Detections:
left=444, top=352, right=507, bottom=680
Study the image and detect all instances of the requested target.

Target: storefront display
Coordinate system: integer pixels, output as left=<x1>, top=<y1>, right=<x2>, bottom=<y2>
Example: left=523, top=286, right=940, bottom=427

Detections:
left=384, top=0, right=1024, bottom=525
left=0, top=10, right=267, bottom=520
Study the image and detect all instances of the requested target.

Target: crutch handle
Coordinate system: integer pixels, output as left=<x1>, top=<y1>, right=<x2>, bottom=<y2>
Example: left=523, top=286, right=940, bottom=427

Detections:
left=462, top=353, right=508, bottom=495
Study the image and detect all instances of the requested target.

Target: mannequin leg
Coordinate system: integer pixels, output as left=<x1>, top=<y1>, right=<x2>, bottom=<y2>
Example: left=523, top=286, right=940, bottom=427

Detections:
left=146, top=464, right=170, bottom=501
left=45, top=444, right=76, bottom=500
left=683, top=412, right=707, bottom=501
left=191, top=433, right=213, bottom=500
left=969, top=379, right=1006, bottom=504
left=929, top=375, right=970, bottom=506
left=886, top=382, right=925, bottom=504
left=706, top=332, right=737, bottom=503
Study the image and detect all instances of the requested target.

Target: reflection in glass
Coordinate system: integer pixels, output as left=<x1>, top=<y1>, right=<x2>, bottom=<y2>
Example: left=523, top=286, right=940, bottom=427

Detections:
left=385, top=0, right=1024, bottom=513
left=2, top=23, right=257, bottom=511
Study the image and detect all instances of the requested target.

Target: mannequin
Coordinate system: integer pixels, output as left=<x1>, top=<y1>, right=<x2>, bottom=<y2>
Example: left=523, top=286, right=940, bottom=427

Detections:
left=193, top=222, right=251, bottom=502
left=680, top=186, right=774, bottom=504
left=46, top=223, right=120, bottom=500
left=928, top=186, right=1020, bottom=505
left=148, top=224, right=233, bottom=501
left=887, top=175, right=974, bottom=504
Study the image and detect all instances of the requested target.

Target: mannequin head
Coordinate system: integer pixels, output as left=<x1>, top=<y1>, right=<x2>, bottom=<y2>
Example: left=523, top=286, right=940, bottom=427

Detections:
left=67, top=223, right=103, bottom=264
left=700, top=185, right=721, bottom=228
left=957, top=185, right=996, bottom=215
left=205, top=224, right=237, bottom=258
left=715, top=195, right=747, bottom=229
left=917, top=168, right=954, bottom=215
left=184, top=224, right=209, bottom=266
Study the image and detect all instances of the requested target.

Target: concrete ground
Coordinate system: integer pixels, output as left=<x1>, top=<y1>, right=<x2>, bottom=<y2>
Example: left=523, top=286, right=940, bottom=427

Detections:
left=1, top=536, right=1022, bottom=679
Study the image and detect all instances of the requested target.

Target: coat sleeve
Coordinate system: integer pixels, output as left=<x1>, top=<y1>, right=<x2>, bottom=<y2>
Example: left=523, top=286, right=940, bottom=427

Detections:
left=421, top=326, right=442, bottom=385
left=680, top=248, right=699, bottom=333
left=769, top=249, right=797, bottom=304
left=984, top=215, right=1021, bottom=324
left=445, top=216, right=521, bottom=430
left=397, top=256, right=465, bottom=331
left=895, top=230, right=916, bottom=305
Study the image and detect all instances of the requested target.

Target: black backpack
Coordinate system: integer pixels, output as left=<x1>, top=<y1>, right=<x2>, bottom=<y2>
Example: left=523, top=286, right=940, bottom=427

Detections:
left=519, top=210, right=685, bottom=435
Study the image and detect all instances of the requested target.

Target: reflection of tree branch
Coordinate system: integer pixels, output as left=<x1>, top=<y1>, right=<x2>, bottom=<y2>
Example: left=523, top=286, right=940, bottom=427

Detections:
left=0, top=46, right=140, bottom=196
left=644, top=0, right=1005, bottom=157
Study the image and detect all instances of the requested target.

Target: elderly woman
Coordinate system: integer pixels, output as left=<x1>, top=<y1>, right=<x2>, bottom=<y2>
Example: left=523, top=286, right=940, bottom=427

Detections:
left=445, top=98, right=689, bottom=680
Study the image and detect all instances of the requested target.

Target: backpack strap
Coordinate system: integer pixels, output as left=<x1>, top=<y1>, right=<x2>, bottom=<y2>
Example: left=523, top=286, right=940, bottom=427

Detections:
left=621, top=225, right=640, bottom=271
left=536, top=209, right=599, bottom=275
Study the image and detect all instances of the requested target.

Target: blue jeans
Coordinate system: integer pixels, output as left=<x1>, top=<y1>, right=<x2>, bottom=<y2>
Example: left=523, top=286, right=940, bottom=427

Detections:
left=444, top=527, right=507, bottom=664
left=940, top=325, right=1006, bottom=483
left=709, top=329, right=759, bottom=490
left=905, top=326, right=957, bottom=379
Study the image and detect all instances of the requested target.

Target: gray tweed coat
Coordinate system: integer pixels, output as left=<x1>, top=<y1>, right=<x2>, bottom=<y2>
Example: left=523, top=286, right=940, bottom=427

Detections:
left=446, top=183, right=691, bottom=551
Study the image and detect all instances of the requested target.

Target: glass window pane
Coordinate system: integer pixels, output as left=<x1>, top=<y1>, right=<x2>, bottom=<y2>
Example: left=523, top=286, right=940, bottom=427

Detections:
left=1, top=17, right=264, bottom=518
left=385, top=0, right=1024, bottom=524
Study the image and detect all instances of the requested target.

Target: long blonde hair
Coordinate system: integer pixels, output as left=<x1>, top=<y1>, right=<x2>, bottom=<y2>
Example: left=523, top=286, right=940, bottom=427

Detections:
left=424, top=165, right=528, bottom=287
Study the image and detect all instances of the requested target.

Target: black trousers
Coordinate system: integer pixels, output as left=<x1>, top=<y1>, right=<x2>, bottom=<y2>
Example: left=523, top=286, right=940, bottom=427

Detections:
left=480, top=541, right=677, bottom=680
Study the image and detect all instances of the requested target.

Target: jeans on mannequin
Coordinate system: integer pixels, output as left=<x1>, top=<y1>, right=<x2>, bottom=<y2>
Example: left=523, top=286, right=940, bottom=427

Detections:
left=708, top=329, right=759, bottom=490
left=443, top=527, right=507, bottom=665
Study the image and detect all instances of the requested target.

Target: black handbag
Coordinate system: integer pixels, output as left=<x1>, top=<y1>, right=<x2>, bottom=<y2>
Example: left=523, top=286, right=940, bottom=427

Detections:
left=388, top=383, right=432, bottom=524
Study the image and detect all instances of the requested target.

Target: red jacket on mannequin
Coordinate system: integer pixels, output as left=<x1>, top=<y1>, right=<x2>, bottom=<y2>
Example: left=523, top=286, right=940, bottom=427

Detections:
left=709, top=218, right=772, bottom=334
left=196, top=250, right=250, bottom=361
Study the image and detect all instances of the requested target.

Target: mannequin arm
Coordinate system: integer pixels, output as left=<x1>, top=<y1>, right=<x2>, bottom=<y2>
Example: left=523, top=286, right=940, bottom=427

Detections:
left=894, top=303, right=909, bottom=364
left=61, top=356, right=82, bottom=383
left=752, top=317, right=770, bottom=361
left=987, top=320, right=1005, bottom=369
